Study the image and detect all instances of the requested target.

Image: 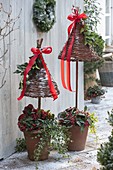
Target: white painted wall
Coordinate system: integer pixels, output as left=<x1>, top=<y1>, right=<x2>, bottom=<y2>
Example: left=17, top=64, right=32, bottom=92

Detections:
left=97, top=0, right=112, bottom=46
left=111, top=0, right=113, bottom=45
left=97, top=0, right=105, bottom=39
left=0, top=0, right=84, bottom=159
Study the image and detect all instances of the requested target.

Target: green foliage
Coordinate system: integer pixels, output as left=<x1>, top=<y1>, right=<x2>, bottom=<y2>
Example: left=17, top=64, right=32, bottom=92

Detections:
left=97, top=109, right=113, bottom=170
left=86, top=85, right=105, bottom=98
left=84, top=59, right=104, bottom=75
left=85, top=31, right=104, bottom=57
left=34, top=120, right=70, bottom=162
left=50, top=123, right=70, bottom=154
left=33, top=0, right=56, bottom=32
left=33, top=119, right=70, bottom=170
left=15, top=138, right=26, bottom=152
left=89, top=112, right=98, bottom=134
left=58, top=107, right=98, bottom=134
left=84, top=0, right=101, bottom=31
left=108, top=109, right=113, bottom=127
left=84, top=29, right=104, bottom=74
left=83, top=0, right=104, bottom=77
left=34, top=123, right=53, bottom=162
left=14, top=57, right=43, bottom=89
left=33, top=121, right=70, bottom=170
left=97, top=131, right=113, bottom=170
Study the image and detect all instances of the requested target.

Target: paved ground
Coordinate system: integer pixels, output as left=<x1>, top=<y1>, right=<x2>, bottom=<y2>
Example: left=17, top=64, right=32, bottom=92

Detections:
left=0, top=87, right=113, bottom=170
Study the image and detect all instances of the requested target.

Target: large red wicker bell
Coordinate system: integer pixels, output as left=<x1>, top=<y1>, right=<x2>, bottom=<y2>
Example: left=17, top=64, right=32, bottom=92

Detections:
left=58, top=22, right=100, bottom=62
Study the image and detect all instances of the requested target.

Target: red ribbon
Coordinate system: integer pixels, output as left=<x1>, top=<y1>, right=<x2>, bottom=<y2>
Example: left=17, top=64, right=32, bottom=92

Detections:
left=17, top=47, right=58, bottom=101
left=67, top=9, right=87, bottom=35
left=61, top=9, right=87, bottom=92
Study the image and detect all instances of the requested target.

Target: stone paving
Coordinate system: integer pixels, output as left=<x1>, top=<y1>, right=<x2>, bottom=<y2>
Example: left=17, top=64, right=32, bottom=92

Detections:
left=0, top=87, right=113, bottom=170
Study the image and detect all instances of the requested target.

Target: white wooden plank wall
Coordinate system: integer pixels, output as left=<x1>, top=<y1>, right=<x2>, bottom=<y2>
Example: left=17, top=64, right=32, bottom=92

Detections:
left=0, top=0, right=12, bottom=158
left=0, top=0, right=83, bottom=158
left=111, top=0, right=113, bottom=44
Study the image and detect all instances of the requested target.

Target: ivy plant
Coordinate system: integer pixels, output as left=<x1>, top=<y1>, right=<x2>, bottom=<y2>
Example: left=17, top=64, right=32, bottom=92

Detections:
left=15, top=138, right=26, bottom=152
left=83, top=0, right=104, bottom=86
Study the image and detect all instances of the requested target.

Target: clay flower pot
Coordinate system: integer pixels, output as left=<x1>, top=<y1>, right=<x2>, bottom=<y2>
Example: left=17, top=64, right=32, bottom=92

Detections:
left=58, top=107, right=97, bottom=151
left=68, top=125, right=88, bottom=151
left=17, top=104, right=55, bottom=161
left=24, top=131, right=50, bottom=161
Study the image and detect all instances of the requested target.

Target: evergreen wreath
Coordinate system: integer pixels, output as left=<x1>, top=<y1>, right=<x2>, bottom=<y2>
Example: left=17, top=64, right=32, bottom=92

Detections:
left=33, top=0, right=56, bottom=32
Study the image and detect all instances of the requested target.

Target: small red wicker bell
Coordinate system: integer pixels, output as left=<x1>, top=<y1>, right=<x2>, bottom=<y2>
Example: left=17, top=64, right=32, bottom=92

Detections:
left=24, top=67, right=60, bottom=98
left=17, top=39, right=60, bottom=109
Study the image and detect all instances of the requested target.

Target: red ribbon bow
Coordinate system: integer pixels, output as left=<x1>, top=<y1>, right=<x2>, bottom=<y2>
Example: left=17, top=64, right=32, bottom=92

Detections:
left=67, top=9, right=87, bottom=35
left=17, top=47, right=58, bottom=101
left=61, top=9, right=87, bottom=92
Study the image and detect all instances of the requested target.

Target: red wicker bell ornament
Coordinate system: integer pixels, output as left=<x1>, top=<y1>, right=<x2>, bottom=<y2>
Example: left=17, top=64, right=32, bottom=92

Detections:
left=58, top=22, right=100, bottom=62
left=24, top=67, right=60, bottom=98
left=58, top=8, right=100, bottom=108
left=18, top=39, right=60, bottom=102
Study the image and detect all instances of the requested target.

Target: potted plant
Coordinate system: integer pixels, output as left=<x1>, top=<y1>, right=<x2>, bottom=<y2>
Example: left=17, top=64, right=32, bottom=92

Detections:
left=58, top=106, right=97, bottom=151
left=18, top=103, right=55, bottom=161
left=86, top=85, right=105, bottom=104
left=18, top=103, right=69, bottom=162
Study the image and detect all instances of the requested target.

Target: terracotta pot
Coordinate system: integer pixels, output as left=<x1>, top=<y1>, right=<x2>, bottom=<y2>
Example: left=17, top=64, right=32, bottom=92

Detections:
left=68, top=126, right=88, bottom=151
left=24, top=131, right=50, bottom=161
